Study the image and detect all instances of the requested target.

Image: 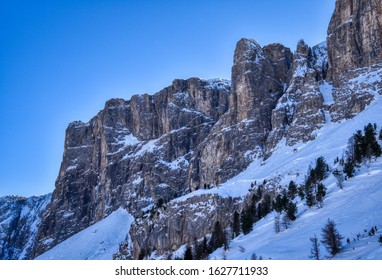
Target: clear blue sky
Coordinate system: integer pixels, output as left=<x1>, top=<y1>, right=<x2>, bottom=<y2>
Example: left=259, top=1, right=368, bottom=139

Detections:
left=0, top=0, right=336, bottom=197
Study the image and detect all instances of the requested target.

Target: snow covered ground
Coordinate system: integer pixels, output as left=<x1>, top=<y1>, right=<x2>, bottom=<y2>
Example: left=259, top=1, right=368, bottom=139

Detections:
left=210, top=158, right=382, bottom=260
left=36, top=208, right=134, bottom=260
left=171, top=73, right=382, bottom=259
left=204, top=90, right=382, bottom=260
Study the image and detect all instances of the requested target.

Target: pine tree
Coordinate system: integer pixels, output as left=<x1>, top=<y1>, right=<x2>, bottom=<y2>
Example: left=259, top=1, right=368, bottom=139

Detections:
left=241, top=209, right=253, bottom=235
left=287, top=180, right=298, bottom=200
left=209, top=221, right=226, bottom=250
left=184, top=245, right=193, bottom=260
left=333, top=168, right=344, bottom=189
left=285, top=201, right=297, bottom=221
left=364, top=123, right=382, bottom=159
left=321, top=219, right=344, bottom=256
left=343, top=158, right=355, bottom=178
left=297, top=186, right=305, bottom=200
left=354, top=130, right=365, bottom=164
left=309, top=234, right=321, bottom=260
left=316, top=183, right=327, bottom=207
left=232, top=211, right=241, bottom=238
left=282, top=214, right=291, bottom=229
left=274, top=214, right=281, bottom=234
left=273, top=194, right=285, bottom=213
left=305, top=187, right=316, bottom=207
left=315, top=156, right=328, bottom=181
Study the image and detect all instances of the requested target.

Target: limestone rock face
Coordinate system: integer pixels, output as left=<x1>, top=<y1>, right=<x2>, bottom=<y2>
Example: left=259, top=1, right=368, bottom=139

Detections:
left=0, top=194, right=51, bottom=259
left=31, top=78, right=230, bottom=258
left=188, top=39, right=290, bottom=188
left=327, top=0, right=382, bottom=85
left=329, top=64, right=382, bottom=122
left=266, top=40, right=327, bottom=152
left=129, top=194, right=239, bottom=259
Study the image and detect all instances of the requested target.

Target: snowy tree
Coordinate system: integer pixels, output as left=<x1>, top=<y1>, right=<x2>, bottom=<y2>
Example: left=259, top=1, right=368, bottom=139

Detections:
left=315, top=183, right=327, bottom=207
left=309, top=234, right=321, bottom=260
left=287, top=180, right=298, bottom=200
left=184, top=245, right=193, bottom=260
left=232, top=211, right=241, bottom=238
left=273, top=194, right=286, bottom=213
left=285, top=201, right=297, bottom=221
left=343, top=157, right=355, bottom=178
left=282, top=214, right=291, bottom=230
left=305, top=187, right=316, bottom=208
left=274, top=214, right=281, bottom=234
left=364, top=123, right=382, bottom=160
left=333, top=168, right=344, bottom=189
left=209, top=221, right=226, bottom=250
left=315, top=156, right=329, bottom=181
left=321, top=219, right=344, bottom=257
left=241, top=209, right=253, bottom=235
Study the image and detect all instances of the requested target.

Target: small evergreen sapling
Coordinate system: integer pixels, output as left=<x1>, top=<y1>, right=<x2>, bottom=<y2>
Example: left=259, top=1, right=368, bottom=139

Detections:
left=309, top=234, right=321, bottom=260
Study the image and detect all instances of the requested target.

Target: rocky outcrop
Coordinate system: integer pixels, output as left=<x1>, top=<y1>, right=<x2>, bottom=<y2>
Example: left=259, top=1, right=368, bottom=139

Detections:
left=129, top=194, right=240, bottom=259
left=266, top=40, right=328, bottom=152
left=329, top=64, right=382, bottom=121
left=0, top=194, right=51, bottom=259
left=326, top=0, right=382, bottom=121
left=188, top=39, right=291, bottom=188
left=31, top=78, right=230, bottom=258
left=327, top=0, right=382, bottom=85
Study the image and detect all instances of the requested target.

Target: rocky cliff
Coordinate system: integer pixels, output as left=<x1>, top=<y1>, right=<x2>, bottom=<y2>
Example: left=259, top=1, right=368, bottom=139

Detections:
left=1, top=0, right=381, bottom=260
left=327, top=0, right=382, bottom=85
left=31, top=78, right=231, bottom=257
left=327, top=0, right=382, bottom=121
left=0, top=194, right=50, bottom=259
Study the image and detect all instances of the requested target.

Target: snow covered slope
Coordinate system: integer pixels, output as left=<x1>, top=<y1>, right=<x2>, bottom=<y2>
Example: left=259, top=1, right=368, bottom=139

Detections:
left=36, top=208, right=134, bottom=260
left=210, top=158, right=382, bottom=260
left=169, top=69, right=382, bottom=260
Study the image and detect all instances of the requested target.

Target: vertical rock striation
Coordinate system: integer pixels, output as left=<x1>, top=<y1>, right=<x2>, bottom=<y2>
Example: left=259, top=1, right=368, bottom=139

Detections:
left=327, top=0, right=382, bottom=85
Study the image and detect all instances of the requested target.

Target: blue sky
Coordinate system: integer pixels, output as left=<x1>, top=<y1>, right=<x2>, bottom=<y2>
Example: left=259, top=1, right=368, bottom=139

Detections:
left=0, top=0, right=335, bottom=197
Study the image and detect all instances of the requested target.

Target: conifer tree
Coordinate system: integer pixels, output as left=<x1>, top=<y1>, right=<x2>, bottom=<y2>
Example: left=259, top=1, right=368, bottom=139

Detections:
left=321, top=219, right=344, bottom=256
left=305, top=187, right=316, bottom=207
left=309, top=234, right=321, bottom=260
left=274, top=214, right=281, bottom=234
left=287, top=180, right=298, bottom=200
left=316, top=183, right=327, bottom=207
left=364, top=123, right=382, bottom=159
left=209, top=221, right=226, bottom=250
left=315, top=156, right=329, bottom=181
left=273, top=194, right=285, bottom=213
left=343, top=158, right=355, bottom=178
left=282, top=214, right=291, bottom=229
left=232, top=211, right=241, bottom=238
left=285, top=201, right=297, bottom=221
left=354, top=130, right=365, bottom=164
left=241, top=209, right=253, bottom=235
left=333, top=168, right=344, bottom=189
left=184, top=246, right=193, bottom=260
